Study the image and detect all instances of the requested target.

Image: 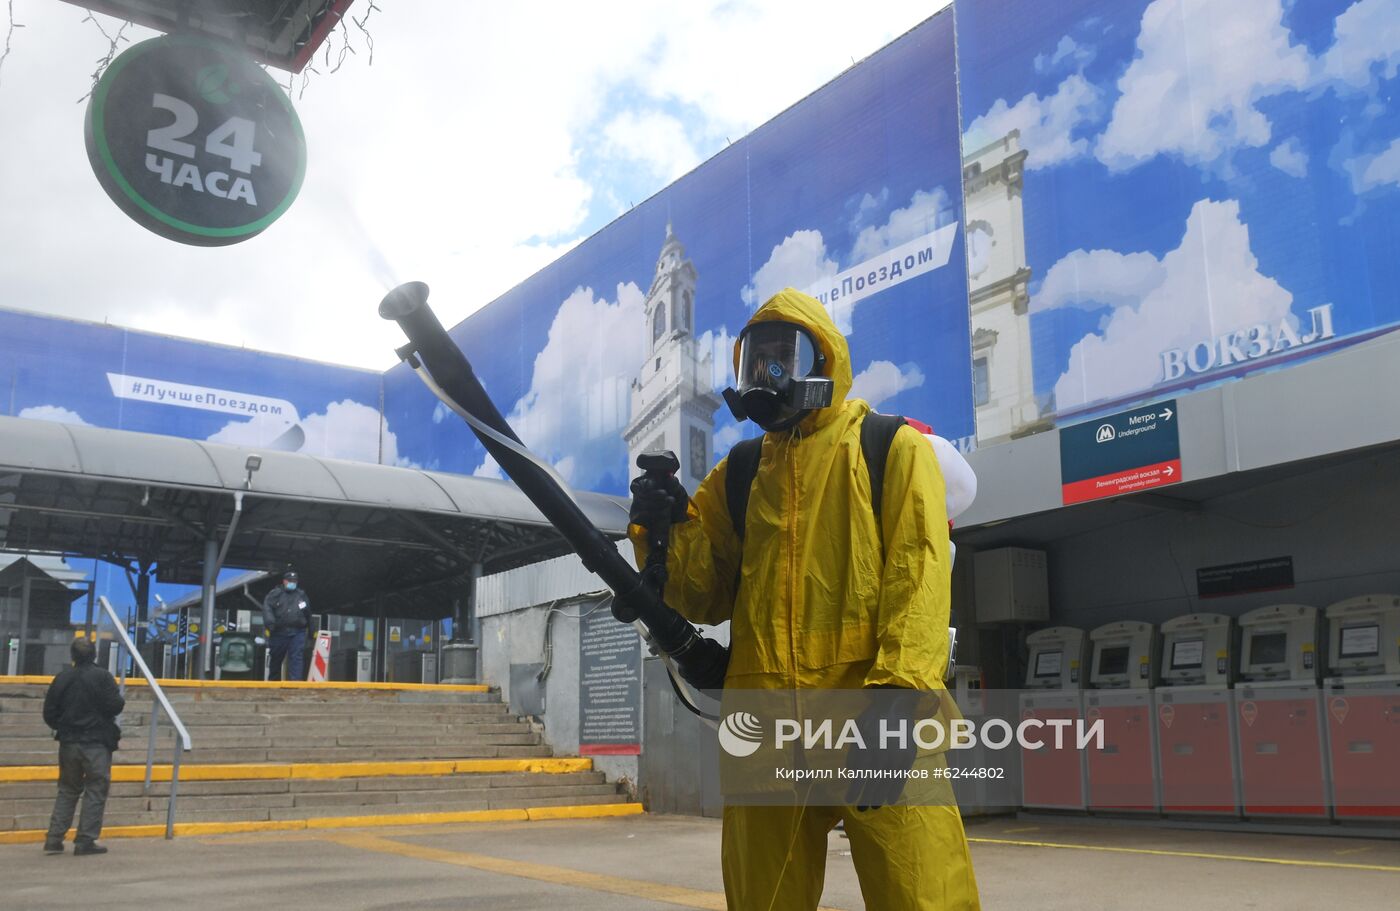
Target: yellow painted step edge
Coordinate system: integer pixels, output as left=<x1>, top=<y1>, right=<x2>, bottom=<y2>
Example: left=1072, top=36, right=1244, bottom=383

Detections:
left=0, top=803, right=645, bottom=844
left=0, top=757, right=594, bottom=783
left=2, top=676, right=488, bottom=693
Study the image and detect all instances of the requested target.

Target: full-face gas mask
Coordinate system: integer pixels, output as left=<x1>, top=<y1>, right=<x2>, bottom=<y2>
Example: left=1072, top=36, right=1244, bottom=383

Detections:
left=723, top=320, right=833, bottom=432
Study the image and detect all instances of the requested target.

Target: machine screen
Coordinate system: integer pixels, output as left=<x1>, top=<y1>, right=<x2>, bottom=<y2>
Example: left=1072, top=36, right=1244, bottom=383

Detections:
left=1097, top=645, right=1129, bottom=677
left=1170, top=638, right=1204, bottom=670
left=1340, top=624, right=1380, bottom=658
left=1034, top=650, right=1063, bottom=678
left=1249, top=632, right=1287, bottom=666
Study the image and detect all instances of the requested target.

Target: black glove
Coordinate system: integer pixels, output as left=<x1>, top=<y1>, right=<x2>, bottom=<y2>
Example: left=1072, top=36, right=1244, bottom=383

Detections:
left=844, top=687, right=924, bottom=811
left=628, top=474, right=689, bottom=530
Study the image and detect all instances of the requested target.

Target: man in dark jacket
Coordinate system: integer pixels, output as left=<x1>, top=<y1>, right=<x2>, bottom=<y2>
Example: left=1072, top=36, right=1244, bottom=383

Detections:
left=262, top=569, right=310, bottom=680
left=42, top=637, right=124, bottom=856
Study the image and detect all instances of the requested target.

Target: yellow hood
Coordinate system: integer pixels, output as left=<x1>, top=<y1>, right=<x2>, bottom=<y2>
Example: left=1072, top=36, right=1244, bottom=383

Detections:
left=734, top=288, right=853, bottom=428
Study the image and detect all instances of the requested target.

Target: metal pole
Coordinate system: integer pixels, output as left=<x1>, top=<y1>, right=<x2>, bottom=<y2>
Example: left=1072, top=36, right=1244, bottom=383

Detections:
left=166, top=740, right=182, bottom=840
left=199, top=492, right=244, bottom=679
left=374, top=597, right=386, bottom=683
left=198, top=537, right=217, bottom=679
left=144, top=705, right=159, bottom=794
left=468, top=563, right=482, bottom=645
left=17, top=574, right=30, bottom=676
left=84, top=573, right=96, bottom=639
left=135, top=563, right=151, bottom=658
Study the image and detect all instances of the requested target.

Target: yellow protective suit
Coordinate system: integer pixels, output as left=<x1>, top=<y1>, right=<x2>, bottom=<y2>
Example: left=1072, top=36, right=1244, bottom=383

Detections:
left=630, top=288, right=980, bottom=910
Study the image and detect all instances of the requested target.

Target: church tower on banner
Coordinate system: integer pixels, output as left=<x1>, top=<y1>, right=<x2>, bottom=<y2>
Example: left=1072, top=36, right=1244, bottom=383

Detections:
left=623, top=223, right=722, bottom=486
left=963, top=129, right=1049, bottom=444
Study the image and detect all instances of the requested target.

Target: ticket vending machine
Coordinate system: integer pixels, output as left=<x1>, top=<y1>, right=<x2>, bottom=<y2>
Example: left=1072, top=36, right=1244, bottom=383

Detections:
left=1085, top=621, right=1159, bottom=813
left=1323, top=594, right=1400, bottom=821
left=1020, top=627, right=1090, bottom=811
left=1235, top=604, right=1327, bottom=819
left=952, top=665, right=1012, bottom=816
left=1155, top=613, right=1238, bottom=816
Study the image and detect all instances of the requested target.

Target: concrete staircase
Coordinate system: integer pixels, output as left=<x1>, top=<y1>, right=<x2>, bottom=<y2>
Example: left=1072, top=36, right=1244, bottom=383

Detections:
left=0, top=680, right=629, bottom=836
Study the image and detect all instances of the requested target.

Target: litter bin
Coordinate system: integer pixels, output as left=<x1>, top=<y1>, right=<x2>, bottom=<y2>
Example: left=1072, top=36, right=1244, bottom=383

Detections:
left=217, top=633, right=257, bottom=680
left=440, top=642, right=478, bottom=684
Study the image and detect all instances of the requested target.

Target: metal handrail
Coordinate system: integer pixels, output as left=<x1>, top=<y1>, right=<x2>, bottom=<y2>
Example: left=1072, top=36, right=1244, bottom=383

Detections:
left=98, top=596, right=192, bottom=839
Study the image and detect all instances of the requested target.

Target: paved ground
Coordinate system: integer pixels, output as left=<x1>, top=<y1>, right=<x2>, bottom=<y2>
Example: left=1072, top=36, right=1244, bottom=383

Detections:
left=2, top=813, right=1398, bottom=910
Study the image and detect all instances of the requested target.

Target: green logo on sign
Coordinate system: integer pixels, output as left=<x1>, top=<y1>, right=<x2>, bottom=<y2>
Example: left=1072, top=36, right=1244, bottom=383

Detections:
left=195, top=64, right=236, bottom=104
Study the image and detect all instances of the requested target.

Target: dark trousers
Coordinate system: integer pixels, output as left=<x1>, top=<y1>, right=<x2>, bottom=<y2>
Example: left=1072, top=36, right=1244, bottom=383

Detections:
left=269, top=629, right=307, bottom=680
left=46, top=741, right=112, bottom=845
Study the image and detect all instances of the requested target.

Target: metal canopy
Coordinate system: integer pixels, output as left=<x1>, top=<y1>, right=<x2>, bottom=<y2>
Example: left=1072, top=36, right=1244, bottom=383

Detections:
left=0, top=416, right=629, bottom=620
left=59, top=0, right=355, bottom=73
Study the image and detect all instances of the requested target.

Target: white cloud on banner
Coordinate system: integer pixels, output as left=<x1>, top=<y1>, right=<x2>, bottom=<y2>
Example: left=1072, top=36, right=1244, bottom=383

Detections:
left=850, top=360, right=926, bottom=408
left=599, top=110, right=702, bottom=184
left=744, top=186, right=957, bottom=333
left=696, top=326, right=736, bottom=392
left=208, top=399, right=397, bottom=464
left=963, top=74, right=1102, bottom=170
left=1052, top=199, right=1294, bottom=411
left=16, top=405, right=89, bottom=425
left=1095, top=0, right=1311, bottom=173
left=847, top=189, right=891, bottom=235
left=1269, top=138, right=1310, bottom=179
left=850, top=188, right=953, bottom=264
left=1319, top=0, right=1400, bottom=91
left=305, top=401, right=399, bottom=464
left=470, top=284, right=647, bottom=489
left=1032, top=248, right=1166, bottom=315
left=472, top=456, right=503, bottom=480
left=1035, top=36, right=1095, bottom=75
left=742, top=230, right=839, bottom=310
left=1345, top=138, right=1400, bottom=193
left=713, top=422, right=745, bottom=457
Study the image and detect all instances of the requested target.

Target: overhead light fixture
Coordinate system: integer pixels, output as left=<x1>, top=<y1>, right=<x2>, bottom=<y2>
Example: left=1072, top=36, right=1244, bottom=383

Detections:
left=244, top=454, right=263, bottom=489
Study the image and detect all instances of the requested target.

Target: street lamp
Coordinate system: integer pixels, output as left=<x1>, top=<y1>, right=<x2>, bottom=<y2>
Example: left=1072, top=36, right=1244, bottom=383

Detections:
left=244, top=454, right=263, bottom=490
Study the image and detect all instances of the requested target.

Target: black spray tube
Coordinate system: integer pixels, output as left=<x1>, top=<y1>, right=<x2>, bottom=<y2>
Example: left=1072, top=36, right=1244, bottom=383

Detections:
left=379, top=281, right=728, bottom=691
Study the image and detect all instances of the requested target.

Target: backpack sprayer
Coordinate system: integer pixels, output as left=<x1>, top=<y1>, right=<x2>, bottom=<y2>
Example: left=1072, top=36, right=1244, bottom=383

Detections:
left=379, top=281, right=730, bottom=706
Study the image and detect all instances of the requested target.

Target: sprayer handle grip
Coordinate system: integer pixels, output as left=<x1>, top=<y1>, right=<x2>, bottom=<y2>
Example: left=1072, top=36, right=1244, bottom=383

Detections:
left=637, top=450, right=680, bottom=477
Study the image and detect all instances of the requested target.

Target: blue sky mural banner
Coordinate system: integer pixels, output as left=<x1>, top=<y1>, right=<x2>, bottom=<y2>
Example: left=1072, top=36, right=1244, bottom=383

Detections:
left=383, top=13, right=974, bottom=495
left=11, top=0, right=1400, bottom=491
left=0, top=308, right=388, bottom=463
left=955, top=0, right=1400, bottom=443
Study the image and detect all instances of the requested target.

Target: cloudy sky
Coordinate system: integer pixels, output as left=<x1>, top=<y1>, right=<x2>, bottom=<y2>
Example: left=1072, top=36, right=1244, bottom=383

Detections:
left=0, top=0, right=947, bottom=369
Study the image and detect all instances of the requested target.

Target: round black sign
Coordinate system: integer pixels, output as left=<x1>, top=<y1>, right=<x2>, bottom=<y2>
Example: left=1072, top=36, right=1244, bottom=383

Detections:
left=84, top=34, right=307, bottom=246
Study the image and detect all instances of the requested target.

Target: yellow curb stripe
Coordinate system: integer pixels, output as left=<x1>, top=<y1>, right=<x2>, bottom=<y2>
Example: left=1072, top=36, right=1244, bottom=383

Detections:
left=968, top=837, right=1400, bottom=873
left=2, top=676, right=488, bottom=693
left=457, top=758, right=592, bottom=774
left=0, top=803, right=644, bottom=844
left=0, top=757, right=593, bottom=783
left=289, top=760, right=458, bottom=780
left=305, top=808, right=530, bottom=829
left=322, top=829, right=730, bottom=910
left=526, top=803, right=645, bottom=822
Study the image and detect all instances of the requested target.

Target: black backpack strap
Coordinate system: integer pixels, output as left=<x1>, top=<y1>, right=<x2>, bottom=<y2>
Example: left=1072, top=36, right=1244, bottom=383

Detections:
left=860, top=412, right=907, bottom=521
left=725, top=436, right=764, bottom=541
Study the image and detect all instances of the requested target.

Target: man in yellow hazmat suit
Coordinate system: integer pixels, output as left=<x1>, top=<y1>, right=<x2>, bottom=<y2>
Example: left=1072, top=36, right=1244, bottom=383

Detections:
left=628, top=288, right=980, bottom=909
